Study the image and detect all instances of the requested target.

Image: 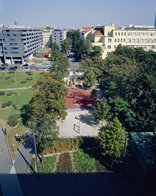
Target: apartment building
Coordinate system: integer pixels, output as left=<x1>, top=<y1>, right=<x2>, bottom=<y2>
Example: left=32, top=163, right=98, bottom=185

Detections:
left=52, top=29, right=67, bottom=48
left=42, top=28, right=52, bottom=47
left=79, top=27, right=94, bottom=40
left=80, top=23, right=156, bottom=59
left=0, top=27, right=42, bottom=64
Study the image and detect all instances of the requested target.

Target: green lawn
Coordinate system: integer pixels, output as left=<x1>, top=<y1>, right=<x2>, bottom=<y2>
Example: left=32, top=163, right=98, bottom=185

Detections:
left=0, top=72, right=41, bottom=89
left=0, top=89, right=33, bottom=160
left=38, top=155, right=57, bottom=173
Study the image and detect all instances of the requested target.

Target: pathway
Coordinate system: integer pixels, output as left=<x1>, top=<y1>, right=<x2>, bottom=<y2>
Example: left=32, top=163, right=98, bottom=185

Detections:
left=0, top=124, right=23, bottom=196
left=14, top=130, right=34, bottom=174
left=0, top=124, right=12, bottom=173
left=0, top=87, right=32, bottom=91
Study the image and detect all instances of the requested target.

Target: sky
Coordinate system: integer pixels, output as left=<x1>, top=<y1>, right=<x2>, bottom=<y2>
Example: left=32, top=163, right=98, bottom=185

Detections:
left=0, top=0, right=156, bottom=29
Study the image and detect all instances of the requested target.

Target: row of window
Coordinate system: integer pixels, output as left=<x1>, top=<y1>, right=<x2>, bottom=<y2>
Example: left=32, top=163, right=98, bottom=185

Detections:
left=128, top=39, right=156, bottom=43
left=127, top=32, right=156, bottom=36
left=114, top=31, right=156, bottom=36
left=115, top=38, right=126, bottom=42
left=115, top=32, right=126, bottom=36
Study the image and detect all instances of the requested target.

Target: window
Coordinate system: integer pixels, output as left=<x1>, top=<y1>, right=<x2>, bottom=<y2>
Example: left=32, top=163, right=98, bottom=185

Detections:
left=107, top=52, right=111, bottom=55
left=121, top=32, right=123, bottom=36
left=124, top=32, right=126, bottom=36
left=118, top=32, right=120, bottom=36
left=108, top=39, right=112, bottom=42
left=124, top=39, right=126, bottom=42
left=115, top=32, right=117, bottom=36
left=107, top=45, right=111, bottom=49
left=115, top=39, right=116, bottom=42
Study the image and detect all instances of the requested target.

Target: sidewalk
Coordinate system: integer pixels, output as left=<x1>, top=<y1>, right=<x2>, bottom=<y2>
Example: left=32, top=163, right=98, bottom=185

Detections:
left=0, top=124, right=12, bottom=173
left=14, top=130, right=34, bottom=174
left=0, top=124, right=23, bottom=196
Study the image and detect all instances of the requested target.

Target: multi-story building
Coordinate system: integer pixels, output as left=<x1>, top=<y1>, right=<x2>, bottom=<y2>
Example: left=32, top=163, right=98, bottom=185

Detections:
left=79, top=27, right=94, bottom=40
left=0, top=27, right=42, bottom=64
left=52, top=29, right=67, bottom=48
left=42, top=29, right=52, bottom=47
left=80, top=23, right=156, bottom=59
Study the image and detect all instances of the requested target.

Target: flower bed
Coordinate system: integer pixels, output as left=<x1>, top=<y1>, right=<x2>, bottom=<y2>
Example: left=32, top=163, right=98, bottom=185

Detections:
left=56, top=153, right=73, bottom=173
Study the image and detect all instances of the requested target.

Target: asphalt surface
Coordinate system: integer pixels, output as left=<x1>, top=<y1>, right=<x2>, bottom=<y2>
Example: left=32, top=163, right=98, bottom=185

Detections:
left=14, top=131, right=34, bottom=174
left=0, top=124, right=12, bottom=174
left=68, top=51, right=79, bottom=72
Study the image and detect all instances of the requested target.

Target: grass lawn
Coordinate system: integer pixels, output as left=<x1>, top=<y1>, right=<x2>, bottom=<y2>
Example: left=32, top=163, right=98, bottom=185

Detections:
left=38, top=155, right=57, bottom=173
left=0, top=72, right=40, bottom=89
left=73, top=149, right=106, bottom=173
left=0, top=89, right=33, bottom=160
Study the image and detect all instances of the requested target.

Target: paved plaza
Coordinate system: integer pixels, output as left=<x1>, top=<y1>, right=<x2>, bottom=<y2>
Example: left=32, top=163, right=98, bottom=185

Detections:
left=58, top=109, right=100, bottom=138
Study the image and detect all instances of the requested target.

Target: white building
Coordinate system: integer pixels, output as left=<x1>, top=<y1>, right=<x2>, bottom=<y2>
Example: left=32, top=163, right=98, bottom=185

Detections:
left=52, top=29, right=67, bottom=48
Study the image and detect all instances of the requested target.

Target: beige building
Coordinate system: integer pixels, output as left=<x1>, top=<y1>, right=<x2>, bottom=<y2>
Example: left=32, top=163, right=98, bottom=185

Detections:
left=80, top=23, right=156, bottom=59
left=42, top=29, right=52, bottom=47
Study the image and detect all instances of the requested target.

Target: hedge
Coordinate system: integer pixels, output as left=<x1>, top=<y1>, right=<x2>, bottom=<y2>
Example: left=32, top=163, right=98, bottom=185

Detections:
left=0, top=91, right=5, bottom=96
left=1, top=101, right=12, bottom=108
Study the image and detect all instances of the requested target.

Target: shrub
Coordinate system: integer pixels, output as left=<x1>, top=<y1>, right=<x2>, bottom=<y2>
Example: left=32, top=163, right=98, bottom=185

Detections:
left=43, top=137, right=97, bottom=154
left=26, top=72, right=32, bottom=75
left=73, top=150, right=96, bottom=172
left=26, top=77, right=33, bottom=81
left=1, top=101, right=12, bottom=108
left=5, top=76, right=11, bottom=79
left=7, top=91, right=15, bottom=96
left=7, top=115, right=18, bottom=127
left=56, top=153, right=73, bottom=173
left=0, top=91, right=5, bottom=96
left=21, top=80, right=27, bottom=84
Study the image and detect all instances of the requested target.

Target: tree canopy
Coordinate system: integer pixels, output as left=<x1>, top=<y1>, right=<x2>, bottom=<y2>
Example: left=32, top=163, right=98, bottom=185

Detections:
left=98, top=117, right=126, bottom=159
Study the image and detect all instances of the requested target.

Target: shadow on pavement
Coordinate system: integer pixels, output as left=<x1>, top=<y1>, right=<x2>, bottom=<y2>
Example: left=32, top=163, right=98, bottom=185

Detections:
left=0, top=172, right=153, bottom=196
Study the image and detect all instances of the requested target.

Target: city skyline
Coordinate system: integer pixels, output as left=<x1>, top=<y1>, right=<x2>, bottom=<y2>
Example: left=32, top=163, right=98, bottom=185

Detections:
left=0, top=0, right=156, bottom=28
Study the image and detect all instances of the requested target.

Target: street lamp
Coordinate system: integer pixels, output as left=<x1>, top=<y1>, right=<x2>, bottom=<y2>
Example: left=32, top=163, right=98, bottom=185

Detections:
left=33, top=134, right=39, bottom=174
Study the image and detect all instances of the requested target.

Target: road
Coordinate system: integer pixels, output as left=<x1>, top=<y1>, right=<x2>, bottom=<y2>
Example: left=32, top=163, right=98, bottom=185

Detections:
left=68, top=50, right=79, bottom=72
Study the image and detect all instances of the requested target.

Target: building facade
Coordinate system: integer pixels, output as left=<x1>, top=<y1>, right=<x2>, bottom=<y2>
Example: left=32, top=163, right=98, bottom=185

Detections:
left=0, top=27, right=42, bottom=64
left=80, top=23, right=156, bottom=59
left=42, top=29, right=52, bottom=47
left=52, top=29, right=67, bottom=48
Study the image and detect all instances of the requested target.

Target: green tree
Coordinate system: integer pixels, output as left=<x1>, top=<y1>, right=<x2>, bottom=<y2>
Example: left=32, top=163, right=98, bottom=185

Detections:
left=97, top=117, right=126, bottom=159
left=50, top=55, right=69, bottom=82
left=94, top=98, right=111, bottom=126
left=30, top=115, right=58, bottom=163
left=51, top=42, right=61, bottom=61
left=28, top=73, right=67, bottom=124
left=108, top=97, right=135, bottom=129
left=89, top=46, right=103, bottom=60
left=61, top=39, right=70, bottom=55
left=83, top=68, right=96, bottom=88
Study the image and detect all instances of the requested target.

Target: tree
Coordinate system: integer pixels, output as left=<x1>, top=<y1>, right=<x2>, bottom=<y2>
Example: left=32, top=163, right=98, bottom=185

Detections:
left=97, top=117, right=126, bottom=159
left=50, top=55, right=69, bottom=82
left=51, top=42, right=61, bottom=61
left=108, top=97, right=135, bottom=129
left=89, top=46, right=103, bottom=60
left=94, top=98, right=111, bottom=126
left=28, top=73, right=67, bottom=124
left=83, top=68, right=96, bottom=88
left=30, top=115, right=58, bottom=163
left=62, top=39, right=70, bottom=55
left=91, top=89, right=97, bottom=100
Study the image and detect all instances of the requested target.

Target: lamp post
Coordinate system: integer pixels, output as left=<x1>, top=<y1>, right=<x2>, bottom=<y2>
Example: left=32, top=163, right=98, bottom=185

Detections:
left=33, top=134, right=39, bottom=174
